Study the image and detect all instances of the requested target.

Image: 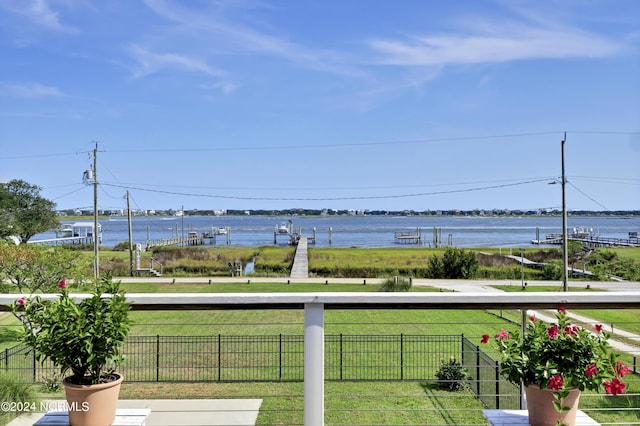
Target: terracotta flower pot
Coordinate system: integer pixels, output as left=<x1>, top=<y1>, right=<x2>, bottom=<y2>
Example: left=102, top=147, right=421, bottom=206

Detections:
left=62, top=373, right=123, bottom=426
left=525, top=384, right=581, bottom=426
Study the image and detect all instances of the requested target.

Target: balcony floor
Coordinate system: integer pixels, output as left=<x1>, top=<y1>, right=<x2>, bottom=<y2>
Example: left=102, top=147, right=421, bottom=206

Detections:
left=7, top=399, right=263, bottom=426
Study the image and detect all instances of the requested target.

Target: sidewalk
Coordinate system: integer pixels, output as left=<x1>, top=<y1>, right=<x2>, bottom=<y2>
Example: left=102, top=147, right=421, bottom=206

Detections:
left=7, top=399, right=263, bottom=426
left=424, top=280, right=640, bottom=356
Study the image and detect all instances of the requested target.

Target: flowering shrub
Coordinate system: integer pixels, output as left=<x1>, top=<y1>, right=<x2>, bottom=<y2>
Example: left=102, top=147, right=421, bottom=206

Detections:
left=482, top=307, right=630, bottom=395
left=13, top=274, right=130, bottom=385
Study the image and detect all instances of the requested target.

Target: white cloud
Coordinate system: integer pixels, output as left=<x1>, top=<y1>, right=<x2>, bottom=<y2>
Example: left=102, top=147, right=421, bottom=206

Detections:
left=368, top=23, right=624, bottom=66
left=127, top=44, right=226, bottom=79
left=140, top=0, right=364, bottom=78
left=3, top=82, right=64, bottom=98
left=0, top=0, right=78, bottom=33
left=200, top=82, right=241, bottom=95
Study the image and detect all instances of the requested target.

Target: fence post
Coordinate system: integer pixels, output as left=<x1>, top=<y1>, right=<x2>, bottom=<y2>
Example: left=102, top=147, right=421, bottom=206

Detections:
left=218, top=334, right=222, bottom=382
left=33, top=351, right=36, bottom=383
left=156, top=335, right=160, bottom=382
left=4, top=348, right=8, bottom=371
left=476, top=345, right=481, bottom=397
left=400, top=333, right=404, bottom=380
left=495, top=360, right=500, bottom=409
left=279, top=334, right=282, bottom=381
left=339, top=333, right=343, bottom=381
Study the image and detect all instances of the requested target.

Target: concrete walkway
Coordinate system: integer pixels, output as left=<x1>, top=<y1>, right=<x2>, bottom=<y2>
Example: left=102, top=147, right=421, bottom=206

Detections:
left=8, top=399, right=263, bottom=426
left=289, top=237, right=308, bottom=278
left=425, top=280, right=640, bottom=356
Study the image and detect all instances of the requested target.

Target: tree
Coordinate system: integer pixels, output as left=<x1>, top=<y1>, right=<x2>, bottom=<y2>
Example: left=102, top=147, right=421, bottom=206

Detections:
left=0, top=179, right=58, bottom=243
left=0, top=243, right=90, bottom=293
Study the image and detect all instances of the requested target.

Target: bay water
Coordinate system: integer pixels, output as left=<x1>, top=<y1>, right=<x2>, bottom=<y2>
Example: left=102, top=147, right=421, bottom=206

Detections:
left=32, top=215, right=637, bottom=249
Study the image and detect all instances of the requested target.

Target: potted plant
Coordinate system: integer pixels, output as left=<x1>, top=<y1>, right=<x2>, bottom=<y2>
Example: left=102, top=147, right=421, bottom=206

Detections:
left=13, top=273, right=131, bottom=426
left=482, top=306, right=630, bottom=426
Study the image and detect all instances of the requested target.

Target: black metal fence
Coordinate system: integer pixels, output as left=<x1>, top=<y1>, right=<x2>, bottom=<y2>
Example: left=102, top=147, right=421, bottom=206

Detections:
left=1, top=334, right=520, bottom=409
left=462, top=336, right=521, bottom=410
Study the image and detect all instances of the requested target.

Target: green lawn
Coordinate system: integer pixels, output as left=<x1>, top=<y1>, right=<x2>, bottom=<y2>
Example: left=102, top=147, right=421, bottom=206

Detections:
left=492, top=285, right=640, bottom=335
left=3, top=281, right=639, bottom=425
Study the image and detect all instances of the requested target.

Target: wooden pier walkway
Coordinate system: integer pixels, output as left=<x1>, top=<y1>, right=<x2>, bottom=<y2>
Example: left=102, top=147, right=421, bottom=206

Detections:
left=532, top=234, right=639, bottom=247
left=145, top=233, right=209, bottom=251
left=290, top=237, right=308, bottom=278
left=28, top=236, right=94, bottom=246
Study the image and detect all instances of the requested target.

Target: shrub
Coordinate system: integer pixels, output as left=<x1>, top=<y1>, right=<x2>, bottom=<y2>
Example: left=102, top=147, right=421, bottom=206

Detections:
left=0, top=372, right=38, bottom=424
left=378, top=276, right=411, bottom=292
left=435, top=356, right=469, bottom=391
left=425, top=255, right=444, bottom=278
left=426, top=247, right=479, bottom=279
left=542, top=260, right=563, bottom=280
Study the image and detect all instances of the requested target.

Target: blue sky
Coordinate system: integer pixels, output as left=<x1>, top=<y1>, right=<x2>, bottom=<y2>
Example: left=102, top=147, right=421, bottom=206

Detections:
left=1, top=0, right=639, bottom=212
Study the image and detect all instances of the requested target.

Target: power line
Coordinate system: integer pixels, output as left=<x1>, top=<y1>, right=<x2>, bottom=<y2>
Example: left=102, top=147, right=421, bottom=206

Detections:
left=102, top=176, right=556, bottom=192
left=101, top=178, right=551, bottom=202
left=3, top=131, right=638, bottom=160
left=0, top=131, right=563, bottom=159
left=567, top=181, right=640, bottom=227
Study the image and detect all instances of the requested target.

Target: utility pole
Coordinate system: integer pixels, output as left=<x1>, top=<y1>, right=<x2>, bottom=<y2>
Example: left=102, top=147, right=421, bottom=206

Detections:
left=561, top=133, right=568, bottom=292
left=127, top=190, right=133, bottom=277
left=181, top=205, right=185, bottom=247
left=93, top=142, right=99, bottom=281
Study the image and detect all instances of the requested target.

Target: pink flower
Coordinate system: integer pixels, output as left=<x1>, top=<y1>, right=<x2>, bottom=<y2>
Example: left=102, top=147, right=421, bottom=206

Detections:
left=585, top=363, right=598, bottom=378
left=495, top=328, right=509, bottom=340
left=615, top=361, right=631, bottom=378
left=594, top=324, right=603, bottom=332
left=16, top=297, right=26, bottom=306
left=58, top=279, right=67, bottom=289
left=558, top=306, right=566, bottom=313
left=564, top=326, right=578, bottom=336
left=548, top=375, right=564, bottom=391
left=604, top=378, right=625, bottom=395
left=481, top=334, right=490, bottom=344
left=547, top=324, right=559, bottom=339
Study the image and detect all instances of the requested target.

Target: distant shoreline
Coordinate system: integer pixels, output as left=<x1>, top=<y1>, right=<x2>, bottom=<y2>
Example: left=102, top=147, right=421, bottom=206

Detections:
left=57, top=211, right=640, bottom=222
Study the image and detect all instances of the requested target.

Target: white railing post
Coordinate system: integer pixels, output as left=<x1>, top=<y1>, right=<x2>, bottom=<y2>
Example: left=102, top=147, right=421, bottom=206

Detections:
left=304, top=303, right=324, bottom=426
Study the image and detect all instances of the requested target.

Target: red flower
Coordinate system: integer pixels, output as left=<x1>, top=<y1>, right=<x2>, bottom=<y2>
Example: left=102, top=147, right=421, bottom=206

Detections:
left=58, top=279, right=67, bottom=289
left=547, top=324, right=559, bottom=339
left=548, top=375, right=564, bottom=391
left=604, top=378, right=626, bottom=395
left=481, top=334, right=490, bottom=344
left=16, top=297, right=26, bottom=306
left=558, top=306, right=566, bottom=313
left=585, top=363, right=598, bottom=378
left=615, top=361, right=631, bottom=378
left=594, top=324, right=603, bottom=332
left=529, top=315, right=536, bottom=322
left=495, top=328, right=509, bottom=339
left=564, top=326, right=578, bottom=336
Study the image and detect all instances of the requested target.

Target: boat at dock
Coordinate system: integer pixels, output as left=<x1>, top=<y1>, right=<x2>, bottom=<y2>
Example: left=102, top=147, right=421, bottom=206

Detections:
left=277, top=223, right=289, bottom=234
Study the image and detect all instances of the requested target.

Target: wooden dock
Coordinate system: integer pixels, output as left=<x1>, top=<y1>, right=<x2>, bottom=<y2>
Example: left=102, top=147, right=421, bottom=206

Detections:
left=290, top=237, right=308, bottom=278
left=28, top=236, right=95, bottom=246
left=394, top=228, right=422, bottom=244
left=145, top=233, right=207, bottom=250
left=532, top=234, right=639, bottom=247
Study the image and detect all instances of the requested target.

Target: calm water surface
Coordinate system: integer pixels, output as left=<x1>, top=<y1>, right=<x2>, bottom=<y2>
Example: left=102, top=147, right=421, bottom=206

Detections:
left=33, top=215, right=638, bottom=249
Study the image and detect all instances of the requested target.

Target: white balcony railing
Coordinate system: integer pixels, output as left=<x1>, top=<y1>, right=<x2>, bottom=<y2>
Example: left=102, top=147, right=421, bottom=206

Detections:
left=2, top=291, right=640, bottom=426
